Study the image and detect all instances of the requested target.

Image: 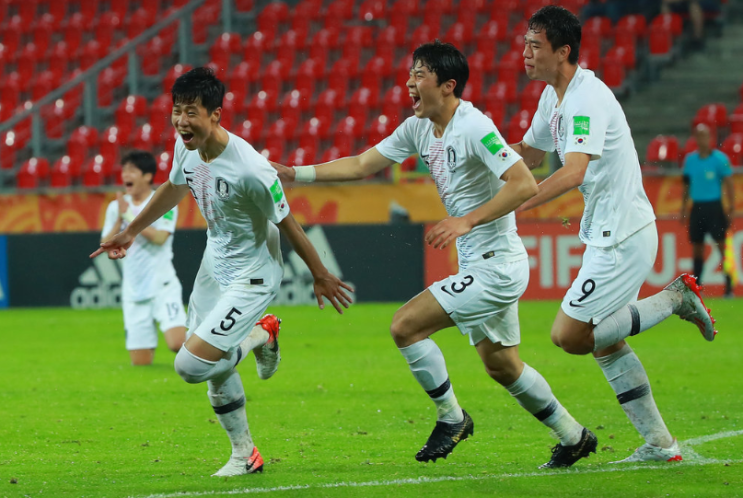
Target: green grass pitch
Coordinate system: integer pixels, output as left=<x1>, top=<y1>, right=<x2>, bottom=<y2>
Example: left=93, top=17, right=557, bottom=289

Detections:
left=1, top=299, right=742, bottom=498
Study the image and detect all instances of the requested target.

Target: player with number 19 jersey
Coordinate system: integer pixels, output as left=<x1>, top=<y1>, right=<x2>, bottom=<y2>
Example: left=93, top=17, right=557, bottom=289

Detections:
left=377, top=100, right=528, bottom=345
left=169, top=132, right=290, bottom=351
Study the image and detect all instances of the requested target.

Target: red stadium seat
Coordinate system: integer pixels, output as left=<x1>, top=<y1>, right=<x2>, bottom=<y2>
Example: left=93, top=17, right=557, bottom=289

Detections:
left=100, top=126, right=123, bottom=163
left=31, top=13, right=55, bottom=54
left=79, top=39, right=104, bottom=71
left=462, top=73, right=483, bottom=105
left=579, top=45, right=601, bottom=71
left=154, top=151, right=172, bottom=184
left=334, top=116, right=365, bottom=146
left=17, top=43, right=41, bottom=82
left=2, top=15, right=22, bottom=54
left=82, top=154, right=109, bottom=187
left=520, top=80, right=547, bottom=114
left=484, top=100, right=506, bottom=129
left=228, top=61, right=258, bottom=95
left=324, top=0, right=354, bottom=24
left=721, top=134, right=743, bottom=167
left=17, top=157, right=50, bottom=188
left=349, top=86, right=380, bottom=113
left=67, top=125, right=99, bottom=164
left=298, top=116, right=331, bottom=146
left=258, top=1, right=289, bottom=33
left=616, top=14, right=647, bottom=39
left=497, top=50, right=522, bottom=88
left=646, top=135, right=680, bottom=164
left=444, top=21, right=473, bottom=47
left=693, top=103, right=729, bottom=129
left=247, top=89, right=279, bottom=115
left=469, top=50, right=496, bottom=76
left=163, top=64, right=193, bottom=94
left=221, top=90, right=246, bottom=130
left=310, top=27, right=341, bottom=60
left=366, top=115, right=394, bottom=145
left=259, top=143, right=284, bottom=162
left=236, top=117, right=264, bottom=144
left=381, top=85, right=409, bottom=126
left=46, top=0, right=69, bottom=26
left=507, top=110, right=534, bottom=144
left=651, top=13, right=683, bottom=37
left=79, top=0, right=101, bottom=24
left=603, top=63, right=625, bottom=91
left=31, top=70, right=57, bottom=102
left=486, top=80, right=518, bottom=105
left=315, top=88, right=345, bottom=123
left=132, top=124, right=156, bottom=151
left=390, top=0, right=419, bottom=17
left=210, top=32, right=242, bottom=70
left=50, top=155, right=77, bottom=187
left=682, top=136, right=699, bottom=157
left=583, top=16, right=612, bottom=41
left=358, top=0, right=386, bottom=21
left=730, top=115, right=743, bottom=135
left=93, top=12, right=122, bottom=49
left=320, top=144, right=350, bottom=163
left=286, top=145, right=317, bottom=166
left=409, top=24, right=439, bottom=52
left=649, top=28, right=673, bottom=57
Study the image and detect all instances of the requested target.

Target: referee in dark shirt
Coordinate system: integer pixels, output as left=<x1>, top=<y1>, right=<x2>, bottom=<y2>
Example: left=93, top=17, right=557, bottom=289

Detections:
left=680, top=124, right=735, bottom=296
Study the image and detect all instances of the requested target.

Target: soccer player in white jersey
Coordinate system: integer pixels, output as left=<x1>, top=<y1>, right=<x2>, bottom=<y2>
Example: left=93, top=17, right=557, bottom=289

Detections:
left=101, top=150, right=186, bottom=365
left=91, top=67, right=353, bottom=477
left=273, top=41, right=597, bottom=467
left=513, top=6, right=717, bottom=465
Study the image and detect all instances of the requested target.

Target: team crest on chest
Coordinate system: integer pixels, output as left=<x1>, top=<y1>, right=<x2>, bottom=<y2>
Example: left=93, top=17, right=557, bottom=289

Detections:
left=558, top=114, right=566, bottom=139
left=215, top=177, right=230, bottom=200
left=446, top=146, right=457, bottom=172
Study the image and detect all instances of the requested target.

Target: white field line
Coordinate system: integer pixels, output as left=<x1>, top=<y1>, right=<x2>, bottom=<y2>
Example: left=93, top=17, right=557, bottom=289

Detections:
left=131, top=429, right=743, bottom=498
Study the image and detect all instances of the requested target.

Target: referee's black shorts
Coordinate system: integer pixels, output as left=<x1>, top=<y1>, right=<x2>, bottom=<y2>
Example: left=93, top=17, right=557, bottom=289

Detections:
left=689, top=200, right=728, bottom=243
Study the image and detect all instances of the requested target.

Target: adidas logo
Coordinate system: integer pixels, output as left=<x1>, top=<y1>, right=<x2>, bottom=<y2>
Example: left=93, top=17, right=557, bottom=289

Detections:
left=70, top=256, right=123, bottom=309
left=274, top=226, right=353, bottom=305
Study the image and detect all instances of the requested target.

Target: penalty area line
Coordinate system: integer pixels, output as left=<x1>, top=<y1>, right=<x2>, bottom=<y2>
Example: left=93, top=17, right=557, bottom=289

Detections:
left=131, top=430, right=743, bottom=498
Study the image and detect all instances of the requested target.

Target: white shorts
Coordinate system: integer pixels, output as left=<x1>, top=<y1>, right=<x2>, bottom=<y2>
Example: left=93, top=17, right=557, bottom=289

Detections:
left=123, top=279, right=187, bottom=350
left=187, top=254, right=283, bottom=352
left=429, top=258, right=529, bottom=346
left=562, top=222, right=658, bottom=324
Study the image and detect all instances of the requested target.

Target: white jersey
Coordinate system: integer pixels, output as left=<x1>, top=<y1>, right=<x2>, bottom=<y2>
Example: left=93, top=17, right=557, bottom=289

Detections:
left=169, top=131, right=289, bottom=287
left=523, top=66, right=655, bottom=247
left=102, top=191, right=178, bottom=302
left=376, top=100, right=527, bottom=269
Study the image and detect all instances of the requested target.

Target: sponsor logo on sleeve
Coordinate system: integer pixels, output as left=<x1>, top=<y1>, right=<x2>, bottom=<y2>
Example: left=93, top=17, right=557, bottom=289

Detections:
left=163, top=210, right=175, bottom=221
left=270, top=179, right=284, bottom=203
left=573, top=116, right=591, bottom=135
left=480, top=132, right=504, bottom=155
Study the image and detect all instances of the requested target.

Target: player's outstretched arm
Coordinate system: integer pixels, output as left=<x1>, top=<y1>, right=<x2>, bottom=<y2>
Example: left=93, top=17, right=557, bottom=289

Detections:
left=510, top=141, right=547, bottom=170
left=90, top=181, right=189, bottom=259
left=518, top=152, right=590, bottom=213
left=426, top=160, right=538, bottom=249
left=271, top=147, right=395, bottom=183
left=277, top=212, right=354, bottom=313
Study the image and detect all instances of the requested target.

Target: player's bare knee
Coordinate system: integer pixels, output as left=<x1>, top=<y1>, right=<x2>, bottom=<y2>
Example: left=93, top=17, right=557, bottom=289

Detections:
left=390, top=310, right=415, bottom=345
left=558, top=333, right=592, bottom=355
left=484, top=362, right=519, bottom=386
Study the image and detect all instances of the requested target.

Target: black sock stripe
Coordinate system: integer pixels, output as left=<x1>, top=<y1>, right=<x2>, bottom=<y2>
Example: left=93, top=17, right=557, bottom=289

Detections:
left=628, top=304, right=641, bottom=336
left=425, top=378, right=451, bottom=399
left=533, top=400, right=558, bottom=421
left=213, top=395, right=246, bottom=415
left=616, top=383, right=650, bottom=404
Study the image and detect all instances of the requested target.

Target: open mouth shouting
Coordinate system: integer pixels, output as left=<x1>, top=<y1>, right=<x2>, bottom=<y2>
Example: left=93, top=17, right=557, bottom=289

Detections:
left=411, top=94, right=421, bottom=110
left=179, top=130, right=195, bottom=144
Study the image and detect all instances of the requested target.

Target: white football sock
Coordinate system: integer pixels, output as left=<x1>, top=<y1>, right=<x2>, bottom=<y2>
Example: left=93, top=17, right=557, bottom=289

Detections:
left=237, top=325, right=270, bottom=366
left=399, top=339, right=464, bottom=424
left=593, top=291, right=680, bottom=351
left=505, top=364, right=584, bottom=446
left=208, top=370, right=254, bottom=458
left=595, top=343, right=673, bottom=448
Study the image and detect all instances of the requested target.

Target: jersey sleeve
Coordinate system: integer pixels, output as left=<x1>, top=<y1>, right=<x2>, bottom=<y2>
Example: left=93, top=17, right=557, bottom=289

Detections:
left=248, top=157, right=291, bottom=225
left=168, top=138, right=187, bottom=185
left=466, top=116, right=522, bottom=178
left=152, top=204, right=178, bottom=234
left=562, top=93, right=608, bottom=160
left=101, top=201, right=119, bottom=239
left=375, top=118, right=418, bottom=163
left=718, top=151, right=732, bottom=177
left=522, top=89, right=556, bottom=152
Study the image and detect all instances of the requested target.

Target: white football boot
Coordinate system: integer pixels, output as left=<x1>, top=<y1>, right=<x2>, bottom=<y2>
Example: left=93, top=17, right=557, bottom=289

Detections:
left=253, top=314, right=281, bottom=380
left=665, top=274, right=717, bottom=341
left=212, top=447, right=264, bottom=477
left=610, top=438, right=682, bottom=464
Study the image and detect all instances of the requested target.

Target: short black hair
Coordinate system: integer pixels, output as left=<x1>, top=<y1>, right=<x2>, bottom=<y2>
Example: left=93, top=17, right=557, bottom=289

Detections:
left=412, top=40, right=469, bottom=98
left=528, top=6, right=581, bottom=65
left=171, top=67, right=225, bottom=114
left=122, top=150, right=157, bottom=183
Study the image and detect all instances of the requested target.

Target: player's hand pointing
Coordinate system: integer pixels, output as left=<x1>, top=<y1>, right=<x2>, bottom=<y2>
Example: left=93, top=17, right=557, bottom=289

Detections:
left=426, top=217, right=473, bottom=249
left=269, top=161, right=296, bottom=183
left=90, top=230, right=135, bottom=260
left=313, top=271, right=354, bottom=314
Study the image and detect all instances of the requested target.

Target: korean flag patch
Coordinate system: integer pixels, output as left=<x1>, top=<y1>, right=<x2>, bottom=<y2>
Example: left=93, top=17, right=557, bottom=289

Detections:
left=574, top=136, right=588, bottom=146
left=497, top=149, right=511, bottom=161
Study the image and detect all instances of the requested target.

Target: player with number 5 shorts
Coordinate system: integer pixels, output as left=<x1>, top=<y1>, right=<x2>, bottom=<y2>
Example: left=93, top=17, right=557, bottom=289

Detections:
left=273, top=41, right=597, bottom=468
left=91, top=67, right=353, bottom=477
left=514, top=6, right=717, bottom=465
